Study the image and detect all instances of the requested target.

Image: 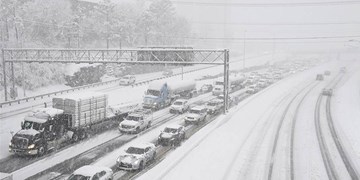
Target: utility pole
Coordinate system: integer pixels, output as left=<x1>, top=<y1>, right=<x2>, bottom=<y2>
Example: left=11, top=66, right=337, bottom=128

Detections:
left=181, top=66, right=183, bottom=80
left=272, top=35, right=276, bottom=64
left=243, top=30, right=246, bottom=69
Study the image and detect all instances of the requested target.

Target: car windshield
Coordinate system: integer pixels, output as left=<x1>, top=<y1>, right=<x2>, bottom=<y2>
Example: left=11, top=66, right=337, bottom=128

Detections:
left=23, top=121, right=43, bottom=131
left=123, top=76, right=130, bottom=79
left=126, top=147, right=145, bottom=154
left=126, top=115, right=140, bottom=121
left=207, top=102, right=217, bottom=106
left=67, top=174, right=90, bottom=180
left=147, top=90, right=160, bottom=96
left=215, top=81, right=223, bottom=85
left=189, top=109, right=200, bottom=114
left=164, top=127, right=177, bottom=133
left=174, top=101, right=183, bottom=105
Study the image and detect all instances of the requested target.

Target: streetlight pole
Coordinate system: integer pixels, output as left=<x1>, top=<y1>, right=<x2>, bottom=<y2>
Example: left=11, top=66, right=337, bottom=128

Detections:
left=243, top=30, right=246, bottom=69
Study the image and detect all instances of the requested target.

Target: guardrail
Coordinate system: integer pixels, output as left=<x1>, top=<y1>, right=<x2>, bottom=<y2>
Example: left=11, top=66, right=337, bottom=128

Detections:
left=0, top=66, right=212, bottom=108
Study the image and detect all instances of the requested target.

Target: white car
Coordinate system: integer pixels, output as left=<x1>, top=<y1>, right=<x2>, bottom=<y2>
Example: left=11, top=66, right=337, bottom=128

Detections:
left=67, top=165, right=113, bottom=180
left=119, top=109, right=153, bottom=134
left=206, top=99, right=223, bottom=114
left=119, top=75, right=136, bottom=85
left=170, top=99, right=189, bottom=114
left=117, top=143, right=156, bottom=171
left=184, top=106, right=207, bottom=125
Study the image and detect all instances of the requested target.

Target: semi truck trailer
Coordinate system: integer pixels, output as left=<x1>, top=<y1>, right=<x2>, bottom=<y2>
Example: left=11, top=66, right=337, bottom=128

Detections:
left=9, top=91, right=129, bottom=156
left=143, top=80, right=196, bottom=110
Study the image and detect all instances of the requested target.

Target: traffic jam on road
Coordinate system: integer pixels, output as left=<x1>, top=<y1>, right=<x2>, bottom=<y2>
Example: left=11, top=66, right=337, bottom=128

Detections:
left=1, top=58, right=335, bottom=180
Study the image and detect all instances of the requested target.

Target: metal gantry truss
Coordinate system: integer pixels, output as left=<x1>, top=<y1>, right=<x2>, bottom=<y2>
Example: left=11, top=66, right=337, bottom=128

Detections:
left=1, top=48, right=230, bottom=113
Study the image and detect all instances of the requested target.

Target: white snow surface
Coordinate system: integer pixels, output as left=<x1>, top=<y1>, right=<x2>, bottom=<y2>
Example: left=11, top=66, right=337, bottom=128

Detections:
left=138, top=60, right=358, bottom=180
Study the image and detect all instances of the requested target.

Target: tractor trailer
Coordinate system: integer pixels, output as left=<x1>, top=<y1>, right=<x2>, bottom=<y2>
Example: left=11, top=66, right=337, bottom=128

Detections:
left=143, top=80, right=196, bottom=109
left=9, top=91, right=130, bottom=156
left=212, top=75, right=245, bottom=96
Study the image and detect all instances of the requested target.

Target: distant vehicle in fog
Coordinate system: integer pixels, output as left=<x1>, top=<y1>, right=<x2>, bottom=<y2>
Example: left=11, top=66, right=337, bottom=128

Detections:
left=162, top=69, right=173, bottom=76
left=324, top=70, right=331, bottom=76
left=316, top=74, right=324, bottom=81
left=119, top=75, right=136, bottom=85
left=340, top=67, right=347, bottom=73
left=322, top=88, right=333, bottom=96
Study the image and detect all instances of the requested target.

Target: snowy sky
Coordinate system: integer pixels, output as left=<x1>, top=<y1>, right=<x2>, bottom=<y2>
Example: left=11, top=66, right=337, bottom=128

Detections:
left=81, top=0, right=360, bottom=53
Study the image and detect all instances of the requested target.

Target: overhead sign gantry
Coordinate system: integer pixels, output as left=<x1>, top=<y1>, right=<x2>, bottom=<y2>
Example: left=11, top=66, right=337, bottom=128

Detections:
left=1, top=48, right=230, bottom=113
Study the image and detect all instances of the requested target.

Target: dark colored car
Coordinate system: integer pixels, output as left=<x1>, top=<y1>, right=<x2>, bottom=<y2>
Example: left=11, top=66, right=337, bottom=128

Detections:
left=316, top=74, right=324, bottom=81
left=158, top=124, right=186, bottom=146
left=322, top=88, right=333, bottom=96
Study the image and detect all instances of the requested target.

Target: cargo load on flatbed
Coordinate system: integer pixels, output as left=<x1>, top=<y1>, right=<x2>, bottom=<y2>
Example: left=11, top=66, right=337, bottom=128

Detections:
left=52, top=91, right=107, bottom=128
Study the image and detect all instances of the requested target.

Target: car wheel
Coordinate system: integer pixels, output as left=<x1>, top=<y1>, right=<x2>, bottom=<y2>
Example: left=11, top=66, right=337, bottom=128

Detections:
left=38, top=146, right=45, bottom=156
left=79, top=131, right=87, bottom=140
left=72, top=133, right=79, bottom=142
left=136, top=127, right=141, bottom=133
left=139, top=161, right=145, bottom=170
left=147, top=122, right=151, bottom=129
left=152, top=152, right=156, bottom=161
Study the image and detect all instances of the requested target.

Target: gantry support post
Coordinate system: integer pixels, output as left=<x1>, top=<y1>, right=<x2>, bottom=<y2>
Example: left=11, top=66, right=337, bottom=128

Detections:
left=223, top=49, right=229, bottom=114
left=2, top=49, right=7, bottom=101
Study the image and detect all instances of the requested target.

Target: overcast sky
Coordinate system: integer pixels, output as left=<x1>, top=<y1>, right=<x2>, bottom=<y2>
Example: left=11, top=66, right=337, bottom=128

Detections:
left=84, top=0, right=360, bottom=54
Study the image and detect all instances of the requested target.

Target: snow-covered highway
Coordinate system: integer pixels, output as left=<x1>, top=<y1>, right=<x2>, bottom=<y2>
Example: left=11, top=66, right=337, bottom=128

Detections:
left=138, top=60, right=360, bottom=180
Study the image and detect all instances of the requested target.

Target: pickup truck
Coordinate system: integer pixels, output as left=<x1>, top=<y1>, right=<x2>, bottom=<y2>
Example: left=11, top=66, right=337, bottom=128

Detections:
left=118, top=109, right=153, bottom=134
left=184, top=106, right=207, bottom=125
left=169, top=99, right=189, bottom=114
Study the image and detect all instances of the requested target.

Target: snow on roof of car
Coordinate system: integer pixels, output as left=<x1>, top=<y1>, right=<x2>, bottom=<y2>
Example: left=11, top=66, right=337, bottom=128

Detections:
left=73, top=165, right=111, bottom=176
left=190, top=105, right=206, bottom=111
left=128, top=143, right=155, bottom=149
left=165, top=124, right=183, bottom=129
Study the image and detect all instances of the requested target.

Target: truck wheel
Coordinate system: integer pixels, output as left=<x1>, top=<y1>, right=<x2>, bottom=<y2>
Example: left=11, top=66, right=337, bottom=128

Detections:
left=151, top=152, right=156, bottom=161
left=80, top=131, right=87, bottom=140
left=138, top=161, right=145, bottom=170
left=38, top=146, right=45, bottom=156
left=72, top=133, right=79, bottom=142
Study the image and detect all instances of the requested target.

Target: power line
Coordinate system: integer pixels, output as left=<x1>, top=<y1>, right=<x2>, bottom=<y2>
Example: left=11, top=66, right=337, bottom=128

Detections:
left=178, top=35, right=360, bottom=40
left=171, top=0, right=360, bottom=7
left=190, top=21, right=360, bottom=26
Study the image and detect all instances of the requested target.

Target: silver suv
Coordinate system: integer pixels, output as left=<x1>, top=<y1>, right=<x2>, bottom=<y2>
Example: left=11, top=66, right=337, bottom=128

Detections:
left=184, top=106, right=207, bottom=125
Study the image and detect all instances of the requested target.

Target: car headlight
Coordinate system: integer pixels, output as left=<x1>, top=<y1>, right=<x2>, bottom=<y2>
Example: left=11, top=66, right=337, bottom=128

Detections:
left=134, top=159, right=141, bottom=165
left=9, top=142, right=12, bottom=146
left=28, top=144, right=35, bottom=149
left=153, top=102, right=157, bottom=105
